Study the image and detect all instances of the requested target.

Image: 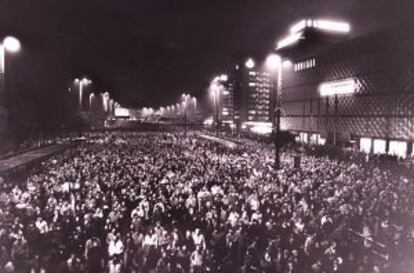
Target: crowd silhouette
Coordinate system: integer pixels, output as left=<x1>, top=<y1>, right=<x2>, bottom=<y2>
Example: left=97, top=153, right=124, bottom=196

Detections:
left=0, top=131, right=413, bottom=273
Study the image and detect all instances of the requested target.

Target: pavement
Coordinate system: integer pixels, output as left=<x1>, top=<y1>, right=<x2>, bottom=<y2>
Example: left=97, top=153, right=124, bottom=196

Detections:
left=0, top=143, right=76, bottom=175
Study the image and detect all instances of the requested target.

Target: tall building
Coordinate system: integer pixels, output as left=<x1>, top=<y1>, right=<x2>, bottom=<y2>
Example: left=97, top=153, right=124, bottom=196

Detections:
left=276, top=19, right=414, bottom=157
left=221, top=74, right=235, bottom=125
left=222, top=60, right=275, bottom=133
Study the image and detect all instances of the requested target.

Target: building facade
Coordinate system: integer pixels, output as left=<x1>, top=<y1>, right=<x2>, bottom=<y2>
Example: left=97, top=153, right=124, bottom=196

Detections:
left=222, top=62, right=275, bottom=133
left=278, top=19, right=414, bottom=157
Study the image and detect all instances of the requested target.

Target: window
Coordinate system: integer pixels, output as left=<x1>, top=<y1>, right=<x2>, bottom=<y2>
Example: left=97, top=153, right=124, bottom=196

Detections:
left=389, top=141, right=407, bottom=158
left=294, top=58, right=316, bottom=72
left=318, top=137, right=326, bottom=145
left=300, top=132, right=308, bottom=143
left=360, top=138, right=372, bottom=153
left=373, top=139, right=386, bottom=154
left=310, top=134, right=320, bottom=145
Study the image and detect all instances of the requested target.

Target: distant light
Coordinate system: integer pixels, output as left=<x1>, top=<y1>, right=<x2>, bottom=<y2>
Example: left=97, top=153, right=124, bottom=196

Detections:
left=204, top=118, right=213, bottom=126
left=82, top=78, right=91, bottom=84
left=277, top=32, right=303, bottom=49
left=282, top=60, right=293, bottom=69
left=250, top=124, right=272, bottom=135
left=290, top=20, right=306, bottom=34
left=3, top=36, right=21, bottom=52
left=74, top=78, right=80, bottom=83
left=220, top=74, right=228, bottom=81
left=312, top=19, right=350, bottom=33
left=245, top=58, right=255, bottom=69
left=290, top=19, right=350, bottom=34
left=265, top=54, right=281, bottom=70
left=319, top=78, right=356, bottom=96
left=115, top=107, right=130, bottom=117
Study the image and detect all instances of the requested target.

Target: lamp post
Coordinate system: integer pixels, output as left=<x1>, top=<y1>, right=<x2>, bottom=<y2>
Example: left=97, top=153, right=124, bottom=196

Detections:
left=210, top=75, right=227, bottom=136
left=211, top=83, right=220, bottom=136
left=181, top=93, right=189, bottom=138
left=74, top=78, right=92, bottom=112
left=266, top=54, right=284, bottom=170
left=0, top=36, right=21, bottom=132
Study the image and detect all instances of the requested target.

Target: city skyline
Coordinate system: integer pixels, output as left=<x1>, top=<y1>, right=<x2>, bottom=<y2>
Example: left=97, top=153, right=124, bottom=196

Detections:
left=1, top=0, right=414, bottom=112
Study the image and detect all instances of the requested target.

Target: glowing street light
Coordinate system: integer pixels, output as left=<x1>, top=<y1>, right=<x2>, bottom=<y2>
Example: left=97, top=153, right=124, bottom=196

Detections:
left=193, top=97, right=197, bottom=111
left=266, top=54, right=281, bottom=70
left=209, top=77, right=225, bottom=136
left=264, top=53, right=292, bottom=170
left=3, top=36, right=21, bottom=53
left=89, top=93, right=95, bottom=111
left=74, top=77, right=92, bottom=112
left=0, top=36, right=21, bottom=129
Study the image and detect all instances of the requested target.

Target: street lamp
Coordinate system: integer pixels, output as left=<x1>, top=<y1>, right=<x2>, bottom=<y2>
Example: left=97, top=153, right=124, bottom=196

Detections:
left=0, top=36, right=21, bottom=131
left=266, top=53, right=286, bottom=170
left=266, top=54, right=281, bottom=70
left=89, top=93, right=95, bottom=112
left=74, top=77, right=92, bottom=112
left=210, top=80, right=221, bottom=136
left=192, top=97, right=197, bottom=112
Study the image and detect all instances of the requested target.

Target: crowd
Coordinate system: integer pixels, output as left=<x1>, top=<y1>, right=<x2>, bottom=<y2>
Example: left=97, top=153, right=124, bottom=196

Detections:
left=0, top=131, right=413, bottom=273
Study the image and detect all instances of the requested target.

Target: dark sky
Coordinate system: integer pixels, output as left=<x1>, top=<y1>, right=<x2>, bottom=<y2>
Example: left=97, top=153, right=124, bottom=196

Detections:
left=1, top=0, right=414, bottom=110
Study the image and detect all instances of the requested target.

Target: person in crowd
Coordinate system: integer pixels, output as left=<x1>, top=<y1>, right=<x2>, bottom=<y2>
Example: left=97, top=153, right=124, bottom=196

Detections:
left=0, top=131, right=413, bottom=273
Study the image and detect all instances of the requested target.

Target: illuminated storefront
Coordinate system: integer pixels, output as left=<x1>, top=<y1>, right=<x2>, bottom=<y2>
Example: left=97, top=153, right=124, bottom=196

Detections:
left=277, top=18, right=414, bottom=156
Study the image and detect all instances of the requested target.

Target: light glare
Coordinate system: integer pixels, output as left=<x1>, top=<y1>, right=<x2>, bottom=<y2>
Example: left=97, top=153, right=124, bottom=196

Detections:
left=266, top=54, right=281, bottom=70
left=290, top=20, right=306, bottom=34
left=245, top=58, right=255, bottom=69
left=3, top=36, right=21, bottom=52
left=277, top=32, right=303, bottom=49
left=313, top=19, right=350, bottom=33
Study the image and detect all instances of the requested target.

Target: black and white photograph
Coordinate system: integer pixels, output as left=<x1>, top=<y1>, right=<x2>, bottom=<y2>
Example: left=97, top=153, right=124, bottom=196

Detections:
left=0, top=1, right=414, bottom=272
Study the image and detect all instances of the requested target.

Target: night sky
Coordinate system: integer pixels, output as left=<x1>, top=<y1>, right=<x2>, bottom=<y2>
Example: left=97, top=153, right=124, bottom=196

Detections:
left=1, top=0, right=414, bottom=115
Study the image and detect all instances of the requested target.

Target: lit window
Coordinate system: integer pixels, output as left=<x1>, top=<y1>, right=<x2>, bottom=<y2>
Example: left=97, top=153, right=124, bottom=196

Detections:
left=294, top=58, right=316, bottom=72
left=318, top=137, right=326, bottom=145
left=360, top=138, right=372, bottom=153
left=320, top=78, right=356, bottom=97
left=373, top=139, right=386, bottom=154
left=389, top=141, right=407, bottom=158
left=300, top=132, right=308, bottom=143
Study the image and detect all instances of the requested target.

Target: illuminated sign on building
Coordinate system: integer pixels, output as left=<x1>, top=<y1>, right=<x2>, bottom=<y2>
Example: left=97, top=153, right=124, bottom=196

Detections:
left=290, top=19, right=350, bottom=34
left=277, top=18, right=350, bottom=50
left=277, top=32, right=303, bottom=50
left=319, top=78, right=356, bottom=96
